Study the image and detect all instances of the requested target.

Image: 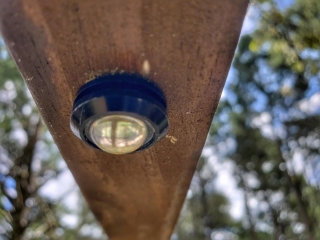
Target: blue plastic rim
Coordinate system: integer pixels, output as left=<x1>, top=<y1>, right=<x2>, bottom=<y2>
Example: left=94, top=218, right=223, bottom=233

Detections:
left=70, top=73, right=169, bottom=153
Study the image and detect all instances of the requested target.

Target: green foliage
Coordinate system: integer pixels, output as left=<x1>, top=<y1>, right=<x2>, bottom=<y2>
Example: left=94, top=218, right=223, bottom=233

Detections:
left=1, top=0, right=320, bottom=239
left=177, top=0, right=320, bottom=239
left=0, top=42, right=107, bottom=239
left=175, top=157, right=235, bottom=240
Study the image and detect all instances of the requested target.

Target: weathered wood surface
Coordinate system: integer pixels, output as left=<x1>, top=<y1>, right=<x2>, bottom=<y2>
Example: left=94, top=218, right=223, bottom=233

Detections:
left=0, top=0, right=248, bottom=239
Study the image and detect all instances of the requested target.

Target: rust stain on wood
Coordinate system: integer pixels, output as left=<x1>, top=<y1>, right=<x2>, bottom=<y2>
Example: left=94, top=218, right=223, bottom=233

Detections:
left=0, top=0, right=248, bottom=239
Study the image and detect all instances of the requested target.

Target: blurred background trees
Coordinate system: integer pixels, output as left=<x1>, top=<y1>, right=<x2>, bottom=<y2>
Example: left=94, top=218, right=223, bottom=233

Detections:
left=0, top=42, right=107, bottom=239
left=1, top=0, right=320, bottom=239
left=176, top=0, right=320, bottom=239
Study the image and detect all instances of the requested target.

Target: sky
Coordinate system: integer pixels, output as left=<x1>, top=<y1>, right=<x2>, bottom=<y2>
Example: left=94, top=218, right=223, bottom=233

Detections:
left=6, top=0, right=319, bottom=237
left=215, top=4, right=260, bottom=220
left=205, top=0, right=320, bottom=223
left=218, top=0, right=320, bottom=223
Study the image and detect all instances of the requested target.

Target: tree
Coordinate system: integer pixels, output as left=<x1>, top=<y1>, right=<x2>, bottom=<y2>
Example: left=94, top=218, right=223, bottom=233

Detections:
left=174, top=157, right=235, bottom=240
left=2, top=0, right=320, bottom=239
left=0, top=42, right=107, bottom=240
left=177, top=0, right=320, bottom=239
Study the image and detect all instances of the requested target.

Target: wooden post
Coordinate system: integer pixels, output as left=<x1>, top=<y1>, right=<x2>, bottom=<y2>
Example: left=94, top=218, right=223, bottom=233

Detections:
left=0, top=0, right=248, bottom=239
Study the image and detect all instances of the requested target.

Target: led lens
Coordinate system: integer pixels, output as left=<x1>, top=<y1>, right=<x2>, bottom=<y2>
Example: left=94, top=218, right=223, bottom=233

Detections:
left=90, top=115, right=148, bottom=154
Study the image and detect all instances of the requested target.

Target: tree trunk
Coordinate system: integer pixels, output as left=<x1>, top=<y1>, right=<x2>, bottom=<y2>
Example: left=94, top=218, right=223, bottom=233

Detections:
left=10, top=120, right=41, bottom=239
left=276, top=140, right=315, bottom=240
left=238, top=171, right=259, bottom=240
left=264, top=194, right=282, bottom=240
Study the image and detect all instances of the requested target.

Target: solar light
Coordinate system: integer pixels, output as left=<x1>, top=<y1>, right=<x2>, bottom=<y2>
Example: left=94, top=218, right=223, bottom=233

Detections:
left=70, top=73, right=168, bottom=155
left=90, top=115, right=148, bottom=154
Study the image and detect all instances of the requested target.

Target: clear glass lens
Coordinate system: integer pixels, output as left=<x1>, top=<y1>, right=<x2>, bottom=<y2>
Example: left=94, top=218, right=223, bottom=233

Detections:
left=90, top=115, right=147, bottom=154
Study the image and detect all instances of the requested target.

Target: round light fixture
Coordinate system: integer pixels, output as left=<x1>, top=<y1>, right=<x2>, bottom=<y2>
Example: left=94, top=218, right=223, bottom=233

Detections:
left=70, top=73, right=168, bottom=154
left=90, top=115, right=148, bottom=154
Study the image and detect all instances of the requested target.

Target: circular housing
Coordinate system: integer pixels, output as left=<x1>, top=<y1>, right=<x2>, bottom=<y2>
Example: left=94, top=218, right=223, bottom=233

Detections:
left=70, top=73, right=168, bottom=154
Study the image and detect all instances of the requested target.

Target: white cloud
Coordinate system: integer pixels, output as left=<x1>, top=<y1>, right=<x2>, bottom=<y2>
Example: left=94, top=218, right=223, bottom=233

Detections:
left=291, top=150, right=305, bottom=175
left=61, top=214, right=79, bottom=228
left=298, top=93, right=320, bottom=115
left=40, top=170, right=71, bottom=198
left=208, top=155, right=244, bottom=220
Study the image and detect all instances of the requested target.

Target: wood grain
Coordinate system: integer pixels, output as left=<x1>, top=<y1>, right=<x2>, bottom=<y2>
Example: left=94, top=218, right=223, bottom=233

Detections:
left=0, top=0, right=248, bottom=239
